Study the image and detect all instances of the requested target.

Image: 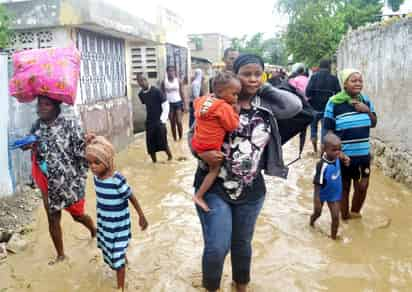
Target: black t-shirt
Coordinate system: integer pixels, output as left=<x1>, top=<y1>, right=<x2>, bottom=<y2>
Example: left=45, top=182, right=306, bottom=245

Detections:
left=194, top=168, right=266, bottom=205
left=305, top=69, right=341, bottom=112
left=138, top=86, right=166, bottom=127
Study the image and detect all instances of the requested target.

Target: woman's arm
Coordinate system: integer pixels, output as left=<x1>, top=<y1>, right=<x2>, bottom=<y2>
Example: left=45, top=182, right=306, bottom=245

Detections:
left=353, top=102, right=377, bottom=128
left=70, top=121, right=89, bottom=174
left=259, top=84, right=302, bottom=119
left=160, top=80, right=166, bottom=96
left=179, top=80, right=187, bottom=112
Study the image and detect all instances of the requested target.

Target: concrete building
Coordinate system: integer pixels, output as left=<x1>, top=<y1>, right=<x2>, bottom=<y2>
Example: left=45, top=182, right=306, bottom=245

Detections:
left=188, top=33, right=231, bottom=65
left=129, top=6, right=189, bottom=132
left=191, top=56, right=212, bottom=94
left=2, top=0, right=162, bottom=194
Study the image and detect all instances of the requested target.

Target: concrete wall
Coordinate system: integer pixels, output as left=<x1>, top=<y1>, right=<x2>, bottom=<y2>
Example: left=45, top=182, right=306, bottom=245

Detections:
left=337, top=18, right=412, bottom=186
left=189, top=34, right=231, bottom=64
left=4, top=0, right=159, bottom=42
left=77, top=97, right=133, bottom=150
left=0, top=53, right=14, bottom=197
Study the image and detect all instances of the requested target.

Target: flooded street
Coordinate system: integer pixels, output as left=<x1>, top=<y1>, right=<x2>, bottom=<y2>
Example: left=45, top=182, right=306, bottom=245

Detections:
left=1, top=129, right=412, bottom=292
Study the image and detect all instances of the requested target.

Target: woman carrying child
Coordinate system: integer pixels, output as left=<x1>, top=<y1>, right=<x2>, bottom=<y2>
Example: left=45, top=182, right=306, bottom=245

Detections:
left=192, top=71, right=241, bottom=212
left=190, top=54, right=302, bottom=292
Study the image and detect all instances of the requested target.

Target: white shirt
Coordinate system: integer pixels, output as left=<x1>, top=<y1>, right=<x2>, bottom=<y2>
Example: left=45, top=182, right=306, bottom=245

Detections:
left=164, top=77, right=182, bottom=103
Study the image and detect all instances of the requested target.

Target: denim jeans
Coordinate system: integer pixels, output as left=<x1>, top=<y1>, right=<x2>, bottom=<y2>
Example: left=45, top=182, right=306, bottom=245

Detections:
left=310, top=111, right=326, bottom=141
left=195, top=192, right=265, bottom=291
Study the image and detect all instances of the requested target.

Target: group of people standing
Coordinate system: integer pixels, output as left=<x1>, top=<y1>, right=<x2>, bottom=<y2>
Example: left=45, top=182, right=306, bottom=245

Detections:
left=131, top=50, right=378, bottom=291
left=25, top=45, right=377, bottom=292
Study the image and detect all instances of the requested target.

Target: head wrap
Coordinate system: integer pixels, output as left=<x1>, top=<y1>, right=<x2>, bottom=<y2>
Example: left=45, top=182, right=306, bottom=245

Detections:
left=86, top=136, right=115, bottom=172
left=339, top=68, right=362, bottom=89
left=291, top=63, right=305, bottom=75
left=233, top=54, right=265, bottom=74
left=330, top=68, right=363, bottom=104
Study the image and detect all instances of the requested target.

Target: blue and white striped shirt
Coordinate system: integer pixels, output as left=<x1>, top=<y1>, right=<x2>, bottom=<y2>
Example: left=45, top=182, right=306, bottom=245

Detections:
left=324, top=95, right=376, bottom=158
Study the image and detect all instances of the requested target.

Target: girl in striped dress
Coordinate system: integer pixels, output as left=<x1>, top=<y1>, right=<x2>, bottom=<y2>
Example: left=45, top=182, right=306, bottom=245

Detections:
left=86, top=136, right=148, bottom=290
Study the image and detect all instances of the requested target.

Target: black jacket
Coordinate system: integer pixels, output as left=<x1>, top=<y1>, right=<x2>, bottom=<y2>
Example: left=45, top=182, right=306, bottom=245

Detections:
left=305, top=69, right=341, bottom=112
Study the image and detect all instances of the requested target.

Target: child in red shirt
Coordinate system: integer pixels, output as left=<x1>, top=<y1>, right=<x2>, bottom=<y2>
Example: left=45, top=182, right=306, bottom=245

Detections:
left=192, top=72, right=241, bottom=211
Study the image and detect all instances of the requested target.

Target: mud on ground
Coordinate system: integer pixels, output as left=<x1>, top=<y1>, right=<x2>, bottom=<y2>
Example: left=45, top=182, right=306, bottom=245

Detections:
left=0, top=188, right=41, bottom=240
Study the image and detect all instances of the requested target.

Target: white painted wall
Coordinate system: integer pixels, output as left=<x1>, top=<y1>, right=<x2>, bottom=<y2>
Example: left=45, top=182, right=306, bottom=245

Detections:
left=0, top=53, right=14, bottom=197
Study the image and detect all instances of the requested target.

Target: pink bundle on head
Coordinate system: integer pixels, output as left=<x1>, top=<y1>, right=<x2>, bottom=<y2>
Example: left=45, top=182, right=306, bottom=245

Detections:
left=9, top=46, right=81, bottom=105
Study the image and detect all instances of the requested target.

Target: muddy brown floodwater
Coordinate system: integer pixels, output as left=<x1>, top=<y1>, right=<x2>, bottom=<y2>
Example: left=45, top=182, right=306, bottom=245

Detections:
left=1, top=130, right=412, bottom=292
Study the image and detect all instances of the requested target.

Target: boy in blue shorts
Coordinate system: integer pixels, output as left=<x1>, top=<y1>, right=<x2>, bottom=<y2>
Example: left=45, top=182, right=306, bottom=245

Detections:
left=310, top=133, right=349, bottom=240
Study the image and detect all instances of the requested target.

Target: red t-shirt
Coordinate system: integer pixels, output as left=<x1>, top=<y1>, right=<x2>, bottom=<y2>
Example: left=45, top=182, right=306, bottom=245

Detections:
left=192, top=95, right=239, bottom=153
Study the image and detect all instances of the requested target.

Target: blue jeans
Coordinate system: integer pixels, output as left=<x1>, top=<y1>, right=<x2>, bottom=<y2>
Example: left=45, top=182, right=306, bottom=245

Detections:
left=195, top=192, right=265, bottom=291
left=310, top=111, right=326, bottom=141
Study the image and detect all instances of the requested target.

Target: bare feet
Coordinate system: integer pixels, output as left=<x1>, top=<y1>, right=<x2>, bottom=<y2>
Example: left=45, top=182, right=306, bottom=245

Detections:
left=48, top=255, right=66, bottom=265
left=350, top=212, right=362, bottom=219
left=233, top=282, right=248, bottom=292
left=310, top=217, right=315, bottom=227
left=331, top=234, right=342, bottom=241
left=193, top=196, right=210, bottom=212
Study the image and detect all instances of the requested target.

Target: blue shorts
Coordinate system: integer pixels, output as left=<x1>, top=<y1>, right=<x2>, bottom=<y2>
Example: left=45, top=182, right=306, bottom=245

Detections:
left=319, top=191, right=342, bottom=203
left=169, top=101, right=183, bottom=112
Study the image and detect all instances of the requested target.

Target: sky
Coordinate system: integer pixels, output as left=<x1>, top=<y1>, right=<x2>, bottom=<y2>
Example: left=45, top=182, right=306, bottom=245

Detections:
left=111, top=0, right=288, bottom=39
left=109, top=0, right=412, bottom=39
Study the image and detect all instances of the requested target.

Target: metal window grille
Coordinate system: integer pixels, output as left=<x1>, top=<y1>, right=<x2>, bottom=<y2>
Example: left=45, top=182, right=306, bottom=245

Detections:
left=77, top=29, right=126, bottom=103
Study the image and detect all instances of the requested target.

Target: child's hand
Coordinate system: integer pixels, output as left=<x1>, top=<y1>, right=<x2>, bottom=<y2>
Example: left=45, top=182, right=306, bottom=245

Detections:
left=139, top=215, right=148, bottom=231
left=232, top=103, right=241, bottom=114
left=85, top=132, right=96, bottom=145
left=340, top=154, right=351, bottom=167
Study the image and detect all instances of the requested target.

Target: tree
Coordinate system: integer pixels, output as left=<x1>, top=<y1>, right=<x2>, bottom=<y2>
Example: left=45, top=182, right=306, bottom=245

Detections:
left=0, top=5, right=10, bottom=49
left=284, top=1, right=345, bottom=66
left=278, top=0, right=382, bottom=66
left=231, top=33, right=287, bottom=65
left=338, top=0, right=382, bottom=30
left=387, top=0, right=405, bottom=12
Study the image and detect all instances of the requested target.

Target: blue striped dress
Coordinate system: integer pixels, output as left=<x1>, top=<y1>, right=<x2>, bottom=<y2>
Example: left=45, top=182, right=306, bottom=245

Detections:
left=94, top=172, right=132, bottom=270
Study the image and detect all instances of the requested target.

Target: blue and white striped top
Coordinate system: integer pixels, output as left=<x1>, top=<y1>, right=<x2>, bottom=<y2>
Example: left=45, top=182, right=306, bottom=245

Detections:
left=324, top=95, right=376, bottom=158
left=94, top=172, right=132, bottom=270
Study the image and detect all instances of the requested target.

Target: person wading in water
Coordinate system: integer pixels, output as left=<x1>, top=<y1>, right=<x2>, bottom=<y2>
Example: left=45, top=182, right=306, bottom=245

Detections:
left=137, top=73, right=173, bottom=163
left=161, top=66, right=186, bottom=141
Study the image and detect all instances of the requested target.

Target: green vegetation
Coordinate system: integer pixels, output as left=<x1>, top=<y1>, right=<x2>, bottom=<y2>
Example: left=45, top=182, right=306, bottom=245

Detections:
left=231, top=33, right=288, bottom=65
left=278, top=0, right=383, bottom=66
left=387, top=0, right=405, bottom=12
left=0, top=4, right=10, bottom=49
